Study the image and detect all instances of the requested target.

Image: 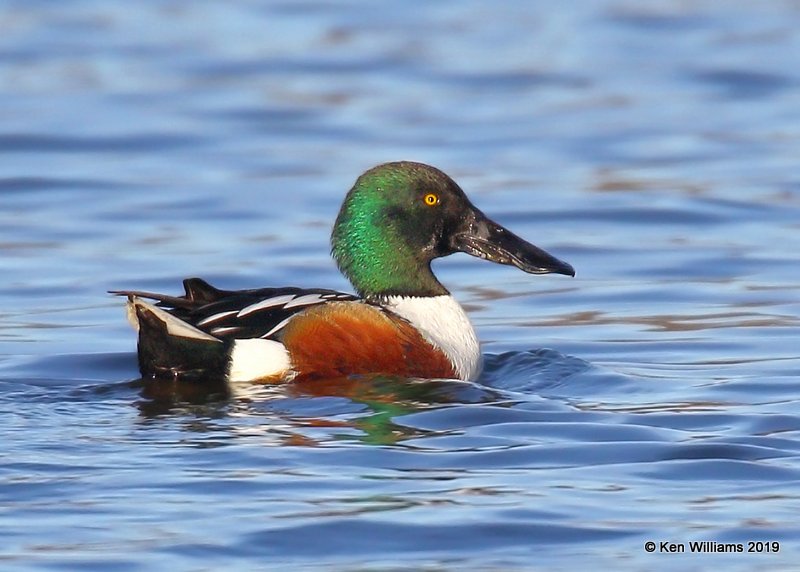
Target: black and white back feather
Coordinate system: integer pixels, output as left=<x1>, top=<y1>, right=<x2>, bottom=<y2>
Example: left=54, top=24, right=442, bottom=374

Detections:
left=114, top=278, right=359, bottom=341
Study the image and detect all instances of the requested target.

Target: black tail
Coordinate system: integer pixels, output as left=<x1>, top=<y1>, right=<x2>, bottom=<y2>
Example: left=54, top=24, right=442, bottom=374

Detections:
left=109, top=278, right=227, bottom=310
left=135, top=303, right=229, bottom=382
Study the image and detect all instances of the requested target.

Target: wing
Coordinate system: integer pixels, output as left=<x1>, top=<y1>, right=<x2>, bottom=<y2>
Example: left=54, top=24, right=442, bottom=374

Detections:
left=112, top=277, right=359, bottom=341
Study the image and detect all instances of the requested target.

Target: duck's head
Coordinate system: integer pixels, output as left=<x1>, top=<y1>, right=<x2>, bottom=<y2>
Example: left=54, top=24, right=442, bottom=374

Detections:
left=331, top=161, right=574, bottom=299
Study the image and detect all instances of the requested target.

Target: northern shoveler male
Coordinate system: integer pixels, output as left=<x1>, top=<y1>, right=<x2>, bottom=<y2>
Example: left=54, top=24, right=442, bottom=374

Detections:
left=114, top=161, right=574, bottom=383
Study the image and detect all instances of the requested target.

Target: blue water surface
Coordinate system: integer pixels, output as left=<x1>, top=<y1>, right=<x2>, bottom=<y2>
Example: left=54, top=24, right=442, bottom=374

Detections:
left=2, top=1, right=800, bottom=571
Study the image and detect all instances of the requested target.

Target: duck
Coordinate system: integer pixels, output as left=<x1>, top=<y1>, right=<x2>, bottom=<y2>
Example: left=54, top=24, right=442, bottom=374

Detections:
left=114, top=161, right=574, bottom=383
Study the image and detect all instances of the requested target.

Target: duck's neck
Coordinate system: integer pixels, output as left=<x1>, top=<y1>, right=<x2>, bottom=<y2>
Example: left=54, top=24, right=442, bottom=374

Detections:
left=348, top=260, right=448, bottom=299
left=332, top=222, right=448, bottom=299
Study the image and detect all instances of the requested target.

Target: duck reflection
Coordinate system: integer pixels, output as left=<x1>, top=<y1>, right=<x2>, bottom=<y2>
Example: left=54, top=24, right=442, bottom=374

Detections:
left=133, top=374, right=502, bottom=446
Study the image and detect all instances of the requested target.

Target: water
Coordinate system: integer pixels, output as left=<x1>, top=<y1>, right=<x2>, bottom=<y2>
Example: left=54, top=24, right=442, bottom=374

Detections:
left=2, top=1, right=800, bottom=570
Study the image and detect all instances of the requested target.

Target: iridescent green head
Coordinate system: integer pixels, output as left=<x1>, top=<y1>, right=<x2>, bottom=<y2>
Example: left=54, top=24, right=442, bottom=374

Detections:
left=331, top=161, right=574, bottom=299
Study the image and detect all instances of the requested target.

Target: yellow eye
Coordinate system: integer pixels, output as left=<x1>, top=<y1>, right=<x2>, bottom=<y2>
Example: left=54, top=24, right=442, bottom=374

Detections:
left=424, top=193, right=439, bottom=206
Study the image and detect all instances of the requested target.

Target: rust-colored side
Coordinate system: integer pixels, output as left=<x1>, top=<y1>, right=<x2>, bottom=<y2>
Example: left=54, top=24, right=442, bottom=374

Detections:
left=281, top=301, right=456, bottom=381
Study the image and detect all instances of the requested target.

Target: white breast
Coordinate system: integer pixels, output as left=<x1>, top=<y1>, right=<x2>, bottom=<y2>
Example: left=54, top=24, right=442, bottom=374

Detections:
left=382, top=295, right=482, bottom=381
